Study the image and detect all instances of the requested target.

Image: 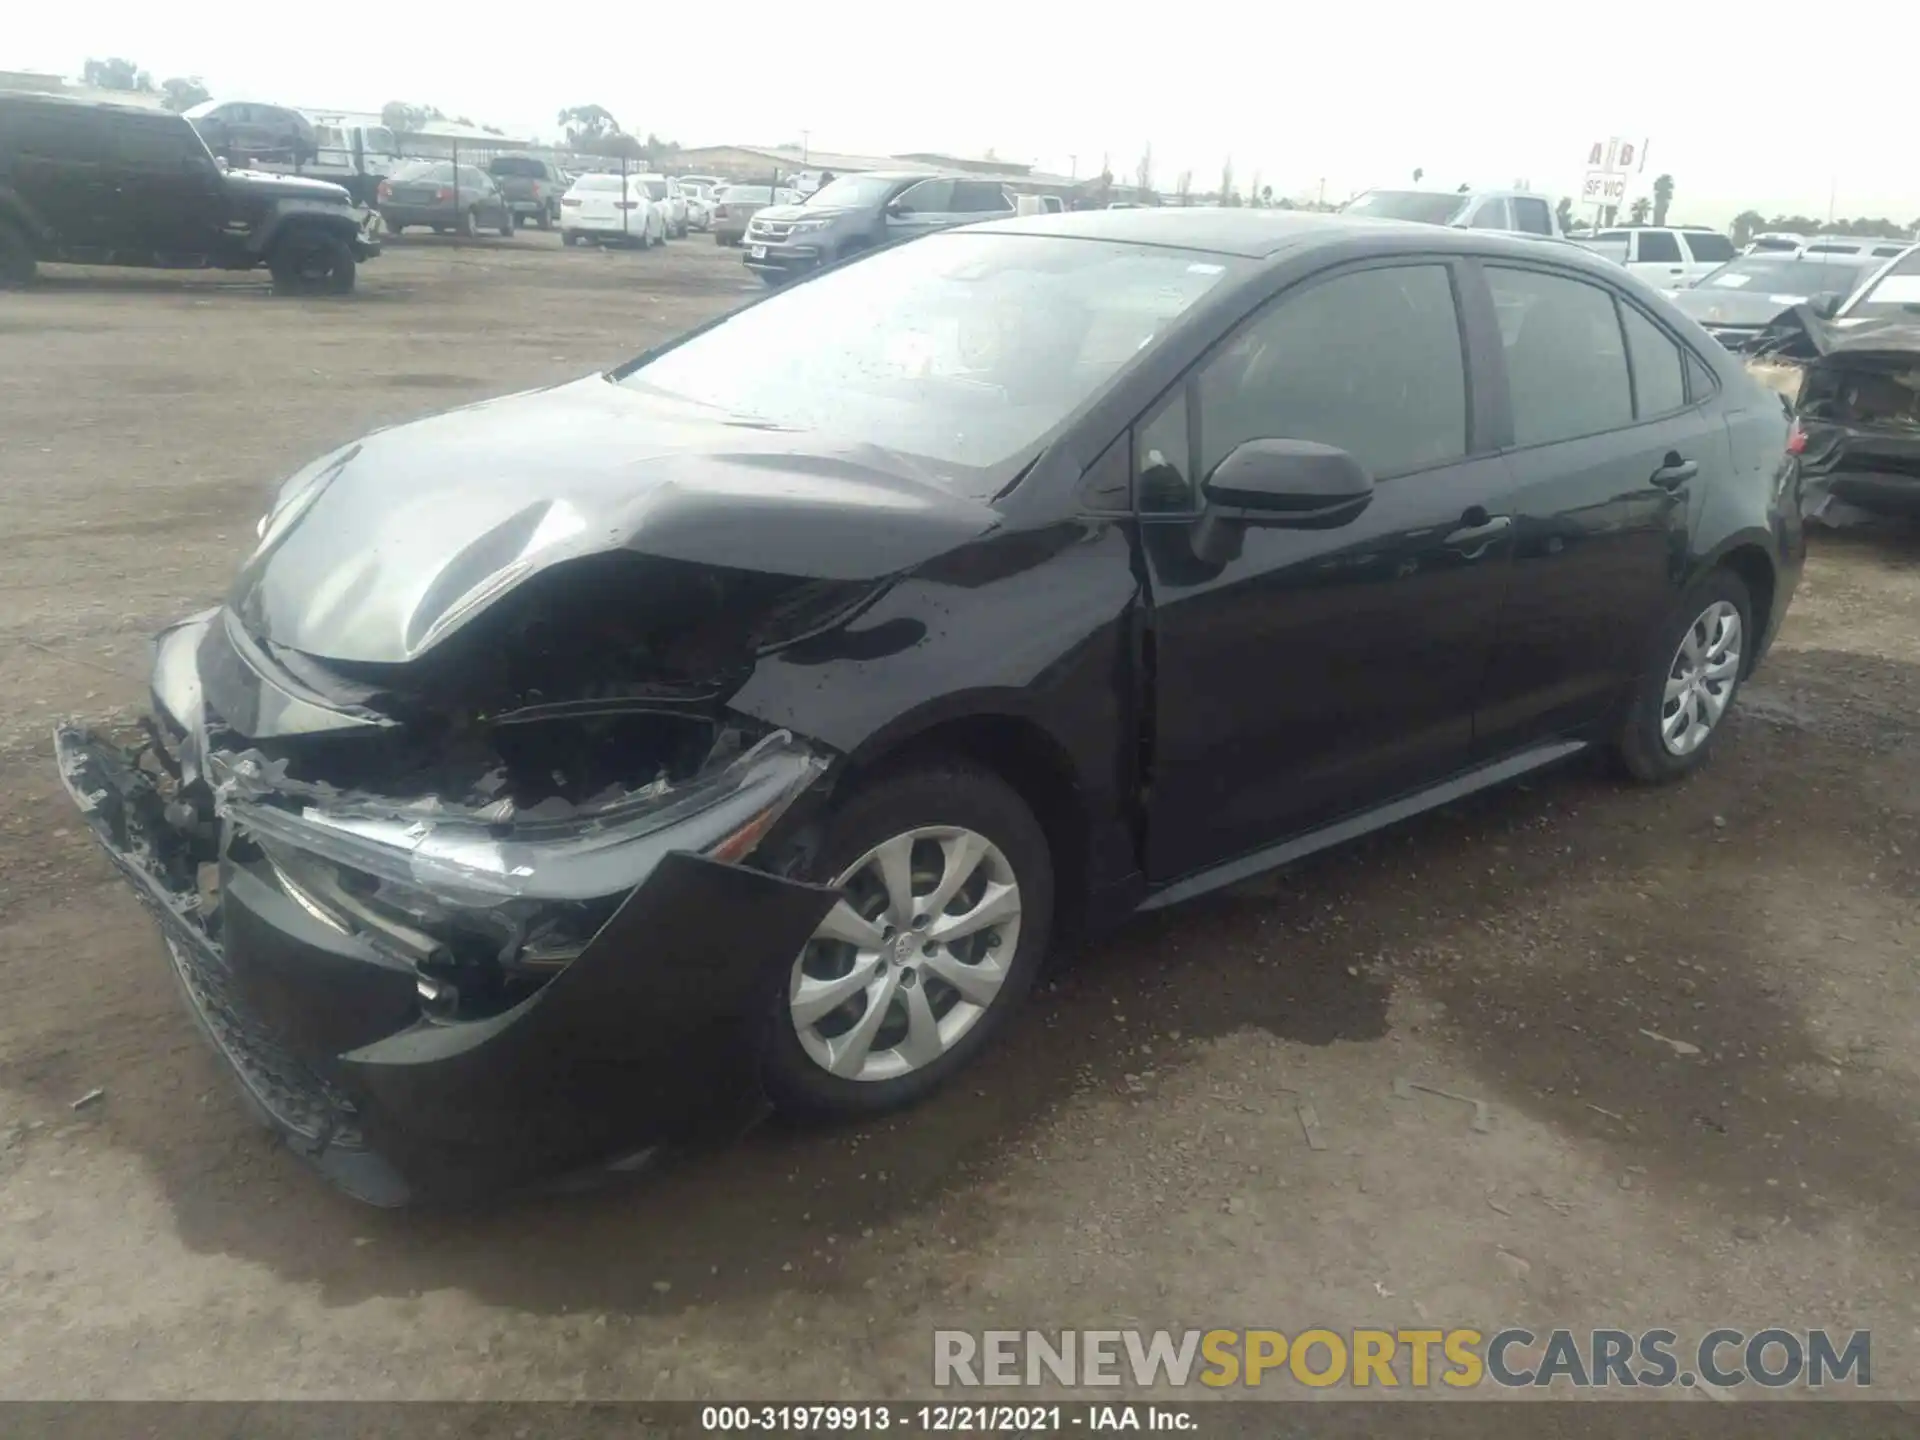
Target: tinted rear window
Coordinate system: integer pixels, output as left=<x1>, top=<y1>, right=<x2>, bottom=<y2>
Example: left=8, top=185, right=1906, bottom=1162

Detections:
left=489, top=156, right=547, bottom=178
left=1684, top=232, right=1735, bottom=262
left=392, top=161, right=455, bottom=183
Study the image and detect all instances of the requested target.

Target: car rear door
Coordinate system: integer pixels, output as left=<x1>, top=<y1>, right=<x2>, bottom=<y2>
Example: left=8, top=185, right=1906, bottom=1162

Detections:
left=8, top=105, right=114, bottom=252
left=104, top=111, right=225, bottom=259
left=1628, top=229, right=1689, bottom=287
left=1468, top=261, right=1717, bottom=754
left=1679, top=229, right=1736, bottom=284
left=1139, top=258, right=1520, bottom=881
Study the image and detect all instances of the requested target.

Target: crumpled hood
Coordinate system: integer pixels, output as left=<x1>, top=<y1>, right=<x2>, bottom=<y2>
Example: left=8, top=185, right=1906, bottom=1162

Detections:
left=227, top=376, right=1000, bottom=665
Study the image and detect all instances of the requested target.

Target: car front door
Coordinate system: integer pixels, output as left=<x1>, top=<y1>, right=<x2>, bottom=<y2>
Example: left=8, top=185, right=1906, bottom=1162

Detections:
left=884, top=178, right=953, bottom=244
left=1139, top=259, right=1520, bottom=882
left=1629, top=228, right=1688, bottom=287
left=105, top=113, right=226, bottom=259
left=1468, top=261, right=1714, bottom=754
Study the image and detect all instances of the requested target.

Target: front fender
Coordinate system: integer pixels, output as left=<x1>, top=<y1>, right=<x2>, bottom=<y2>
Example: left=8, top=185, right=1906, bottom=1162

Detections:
left=253, top=202, right=367, bottom=257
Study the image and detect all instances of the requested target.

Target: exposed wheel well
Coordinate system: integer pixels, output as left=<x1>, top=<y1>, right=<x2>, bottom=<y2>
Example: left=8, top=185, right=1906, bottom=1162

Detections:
left=1713, top=545, right=1776, bottom=674
left=846, top=716, right=1091, bottom=943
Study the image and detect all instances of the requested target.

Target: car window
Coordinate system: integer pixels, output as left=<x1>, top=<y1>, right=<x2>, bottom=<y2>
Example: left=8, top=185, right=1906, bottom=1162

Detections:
left=13, top=107, right=109, bottom=162
left=365, top=126, right=398, bottom=155
left=1467, top=198, right=1509, bottom=230
left=1841, top=249, right=1920, bottom=320
left=1487, top=267, right=1632, bottom=447
left=393, top=161, right=455, bottom=183
left=1683, top=232, right=1734, bottom=263
left=1684, top=352, right=1717, bottom=404
left=112, top=115, right=205, bottom=169
left=894, top=179, right=954, bottom=213
left=1620, top=306, right=1687, bottom=418
left=1636, top=231, right=1683, bottom=264
left=1873, top=245, right=1907, bottom=258
left=1804, top=242, right=1862, bottom=256
left=1195, top=264, right=1468, bottom=483
left=642, top=180, right=668, bottom=199
left=1135, top=389, right=1194, bottom=514
left=571, top=174, right=624, bottom=192
left=1512, top=197, right=1554, bottom=236
left=459, top=166, right=493, bottom=191
left=952, top=181, right=1011, bottom=213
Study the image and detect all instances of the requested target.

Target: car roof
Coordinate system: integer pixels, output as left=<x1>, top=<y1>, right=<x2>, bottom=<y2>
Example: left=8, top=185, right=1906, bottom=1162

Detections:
left=0, top=90, right=178, bottom=119
left=973, top=207, right=1609, bottom=264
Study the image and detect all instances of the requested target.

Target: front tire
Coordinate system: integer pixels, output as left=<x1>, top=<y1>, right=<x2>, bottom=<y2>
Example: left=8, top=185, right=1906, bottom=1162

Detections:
left=759, top=762, right=1053, bottom=1118
left=268, top=231, right=356, bottom=296
left=1615, top=569, right=1753, bottom=783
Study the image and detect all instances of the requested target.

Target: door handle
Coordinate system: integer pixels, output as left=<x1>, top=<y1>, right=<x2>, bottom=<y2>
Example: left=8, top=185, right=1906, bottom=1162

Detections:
left=1650, top=454, right=1698, bottom=489
left=1444, top=512, right=1513, bottom=553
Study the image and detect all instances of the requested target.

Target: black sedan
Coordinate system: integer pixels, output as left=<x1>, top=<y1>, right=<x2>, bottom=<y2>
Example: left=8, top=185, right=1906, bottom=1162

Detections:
left=377, top=161, right=515, bottom=238
left=56, top=210, right=1804, bottom=1203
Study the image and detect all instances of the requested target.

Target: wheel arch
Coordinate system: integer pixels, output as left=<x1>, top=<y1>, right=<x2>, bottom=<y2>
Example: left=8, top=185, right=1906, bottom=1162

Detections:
left=832, top=703, right=1096, bottom=945
left=1691, top=532, right=1777, bottom=675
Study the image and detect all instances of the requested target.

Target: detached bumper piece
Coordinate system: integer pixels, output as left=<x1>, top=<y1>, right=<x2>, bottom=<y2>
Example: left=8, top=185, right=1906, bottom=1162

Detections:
left=55, top=724, right=837, bottom=1205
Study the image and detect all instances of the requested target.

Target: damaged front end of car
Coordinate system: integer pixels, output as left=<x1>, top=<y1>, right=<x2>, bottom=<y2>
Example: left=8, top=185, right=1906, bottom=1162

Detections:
left=1750, top=306, right=1920, bottom=524
left=56, top=594, right=850, bottom=1205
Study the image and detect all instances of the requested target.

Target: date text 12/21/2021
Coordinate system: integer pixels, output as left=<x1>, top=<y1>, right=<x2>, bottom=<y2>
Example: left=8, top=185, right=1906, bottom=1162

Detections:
left=701, top=1405, right=1197, bottom=1432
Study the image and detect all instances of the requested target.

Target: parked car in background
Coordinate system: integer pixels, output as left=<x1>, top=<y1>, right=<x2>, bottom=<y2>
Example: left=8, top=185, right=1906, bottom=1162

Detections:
left=683, top=189, right=713, bottom=232
left=1833, top=243, right=1920, bottom=322
left=0, top=89, right=374, bottom=293
left=1793, top=235, right=1913, bottom=266
left=183, top=99, right=318, bottom=169
left=677, top=173, right=726, bottom=192
left=636, top=174, right=687, bottom=238
left=0, top=91, right=378, bottom=293
left=1745, top=232, right=1809, bottom=256
left=487, top=154, right=570, bottom=230
left=1666, top=252, right=1875, bottom=351
left=743, top=171, right=1014, bottom=285
left=1575, top=227, right=1736, bottom=289
left=559, top=171, right=666, bottom=247
left=377, top=161, right=514, bottom=238
left=54, top=209, right=1802, bottom=1203
left=1342, top=187, right=1563, bottom=238
left=711, top=183, right=781, bottom=245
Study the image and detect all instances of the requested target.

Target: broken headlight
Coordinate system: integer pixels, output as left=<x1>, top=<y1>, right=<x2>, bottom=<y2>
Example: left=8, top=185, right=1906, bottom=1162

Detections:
left=212, top=730, right=827, bottom=1006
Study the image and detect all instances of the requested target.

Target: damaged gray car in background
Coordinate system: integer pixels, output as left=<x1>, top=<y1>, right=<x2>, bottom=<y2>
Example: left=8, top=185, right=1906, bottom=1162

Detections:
left=1748, top=244, right=1920, bottom=523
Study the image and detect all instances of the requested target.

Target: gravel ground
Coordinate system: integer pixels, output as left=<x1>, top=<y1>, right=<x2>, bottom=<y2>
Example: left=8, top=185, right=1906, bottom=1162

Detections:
left=2, top=233, right=1918, bottom=1410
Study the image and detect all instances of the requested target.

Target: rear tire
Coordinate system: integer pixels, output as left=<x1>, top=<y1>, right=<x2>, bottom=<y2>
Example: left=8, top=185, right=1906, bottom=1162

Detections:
left=0, top=221, right=36, bottom=287
left=268, top=230, right=355, bottom=296
left=758, top=761, right=1054, bottom=1118
left=1615, top=569, right=1754, bottom=784
left=537, top=210, right=553, bottom=231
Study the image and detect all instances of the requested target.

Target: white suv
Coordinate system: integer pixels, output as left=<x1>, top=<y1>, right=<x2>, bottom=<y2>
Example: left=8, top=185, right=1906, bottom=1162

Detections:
left=1583, top=226, right=1737, bottom=288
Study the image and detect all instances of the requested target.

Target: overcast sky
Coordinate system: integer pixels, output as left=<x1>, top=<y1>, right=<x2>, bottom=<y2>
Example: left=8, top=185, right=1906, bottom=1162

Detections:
left=14, top=0, right=1918, bottom=226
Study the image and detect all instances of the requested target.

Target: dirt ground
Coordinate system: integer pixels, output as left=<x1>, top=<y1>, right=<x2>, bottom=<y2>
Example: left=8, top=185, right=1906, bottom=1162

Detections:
left=3, top=233, right=1920, bottom=1408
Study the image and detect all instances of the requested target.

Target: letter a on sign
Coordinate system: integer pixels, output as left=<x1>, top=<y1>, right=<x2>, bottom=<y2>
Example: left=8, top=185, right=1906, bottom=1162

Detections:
left=1588, top=142, right=1603, bottom=165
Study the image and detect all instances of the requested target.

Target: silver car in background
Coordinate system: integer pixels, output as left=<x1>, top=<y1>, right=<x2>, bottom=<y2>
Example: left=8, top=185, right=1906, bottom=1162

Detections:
left=1666, top=252, right=1875, bottom=351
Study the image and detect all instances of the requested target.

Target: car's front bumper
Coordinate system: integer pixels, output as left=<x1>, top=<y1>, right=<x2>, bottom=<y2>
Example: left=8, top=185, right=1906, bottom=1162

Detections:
left=743, top=240, right=824, bottom=277
left=54, top=629, right=838, bottom=1205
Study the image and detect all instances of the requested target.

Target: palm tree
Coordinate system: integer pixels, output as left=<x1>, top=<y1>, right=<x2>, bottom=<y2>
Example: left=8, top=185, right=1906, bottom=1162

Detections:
left=1730, top=211, right=1767, bottom=247
left=1651, top=174, right=1675, bottom=227
left=1629, top=197, right=1652, bottom=225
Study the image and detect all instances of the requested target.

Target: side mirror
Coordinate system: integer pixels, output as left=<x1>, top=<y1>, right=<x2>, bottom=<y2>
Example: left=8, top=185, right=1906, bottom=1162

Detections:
left=215, top=156, right=230, bottom=173
left=1201, top=438, right=1375, bottom=521
left=1811, top=292, right=1843, bottom=319
left=885, top=201, right=911, bottom=218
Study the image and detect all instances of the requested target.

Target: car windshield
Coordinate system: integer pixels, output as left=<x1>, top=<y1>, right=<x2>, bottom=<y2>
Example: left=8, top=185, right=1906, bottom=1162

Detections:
left=572, top=174, right=625, bottom=192
left=806, top=174, right=899, bottom=208
left=614, top=233, right=1235, bottom=481
left=1342, top=190, right=1467, bottom=224
left=1696, top=258, right=1867, bottom=295
left=1842, top=250, right=1920, bottom=320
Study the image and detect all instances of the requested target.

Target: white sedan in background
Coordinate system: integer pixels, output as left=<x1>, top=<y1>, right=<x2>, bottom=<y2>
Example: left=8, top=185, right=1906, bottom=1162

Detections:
left=559, top=172, right=667, bottom=247
left=635, top=174, right=688, bottom=239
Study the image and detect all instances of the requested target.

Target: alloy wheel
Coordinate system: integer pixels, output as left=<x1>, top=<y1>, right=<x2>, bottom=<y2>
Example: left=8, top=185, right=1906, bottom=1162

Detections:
left=1661, top=600, right=1742, bottom=756
left=789, top=826, right=1022, bottom=1082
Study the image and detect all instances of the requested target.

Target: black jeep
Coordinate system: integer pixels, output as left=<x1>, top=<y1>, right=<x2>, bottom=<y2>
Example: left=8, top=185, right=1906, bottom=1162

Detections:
left=0, top=92, right=379, bottom=295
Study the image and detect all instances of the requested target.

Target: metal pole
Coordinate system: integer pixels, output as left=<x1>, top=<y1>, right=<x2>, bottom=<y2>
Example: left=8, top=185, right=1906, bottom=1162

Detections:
left=453, top=140, right=460, bottom=231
